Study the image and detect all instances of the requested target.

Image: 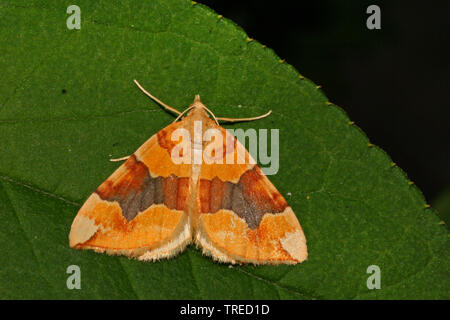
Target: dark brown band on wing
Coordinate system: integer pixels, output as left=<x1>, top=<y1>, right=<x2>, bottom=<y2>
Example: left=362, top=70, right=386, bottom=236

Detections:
left=199, top=167, right=288, bottom=229
left=96, top=155, right=189, bottom=221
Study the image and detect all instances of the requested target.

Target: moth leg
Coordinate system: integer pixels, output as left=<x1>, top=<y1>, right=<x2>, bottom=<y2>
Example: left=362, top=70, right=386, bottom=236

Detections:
left=109, top=155, right=130, bottom=162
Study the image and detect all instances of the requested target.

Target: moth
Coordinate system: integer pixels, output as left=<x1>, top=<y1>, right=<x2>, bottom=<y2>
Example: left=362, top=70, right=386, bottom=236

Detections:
left=69, top=80, right=307, bottom=264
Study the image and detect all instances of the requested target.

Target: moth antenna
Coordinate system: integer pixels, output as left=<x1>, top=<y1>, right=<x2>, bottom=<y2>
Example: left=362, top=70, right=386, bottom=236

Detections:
left=109, top=155, right=130, bottom=162
left=202, top=105, right=220, bottom=125
left=133, top=80, right=182, bottom=115
left=216, top=110, right=272, bottom=123
left=173, top=105, right=195, bottom=123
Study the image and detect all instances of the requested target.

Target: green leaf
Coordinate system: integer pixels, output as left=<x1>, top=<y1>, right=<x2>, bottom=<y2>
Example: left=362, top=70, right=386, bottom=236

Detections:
left=0, top=0, right=448, bottom=299
left=433, top=187, right=450, bottom=227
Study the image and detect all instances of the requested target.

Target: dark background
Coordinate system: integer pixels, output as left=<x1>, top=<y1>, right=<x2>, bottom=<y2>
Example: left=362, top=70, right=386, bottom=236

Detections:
left=198, top=0, right=450, bottom=220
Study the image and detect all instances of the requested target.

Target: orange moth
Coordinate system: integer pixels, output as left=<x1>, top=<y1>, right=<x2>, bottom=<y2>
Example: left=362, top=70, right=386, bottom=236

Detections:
left=69, top=80, right=307, bottom=264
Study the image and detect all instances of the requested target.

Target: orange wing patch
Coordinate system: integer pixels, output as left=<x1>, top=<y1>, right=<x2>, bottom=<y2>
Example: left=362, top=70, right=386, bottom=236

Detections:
left=199, top=126, right=254, bottom=183
left=197, top=208, right=306, bottom=264
left=71, top=194, right=184, bottom=252
left=135, top=121, right=191, bottom=179
left=69, top=121, right=192, bottom=260
left=195, top=144, right=307, bottom=264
